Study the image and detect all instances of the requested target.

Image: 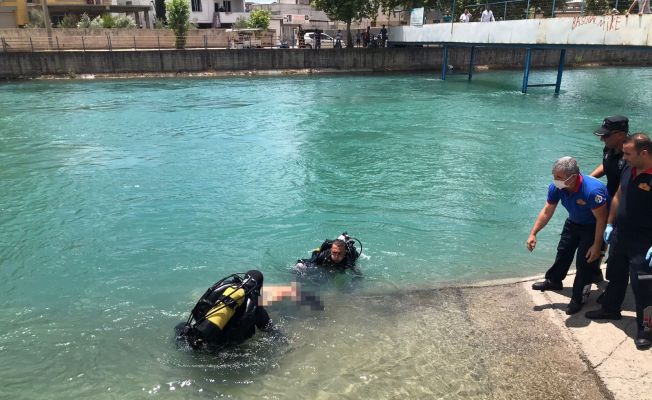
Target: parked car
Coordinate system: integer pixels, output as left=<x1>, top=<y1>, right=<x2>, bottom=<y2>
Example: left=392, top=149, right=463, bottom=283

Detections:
left=303, top=32, right=336, bottom=49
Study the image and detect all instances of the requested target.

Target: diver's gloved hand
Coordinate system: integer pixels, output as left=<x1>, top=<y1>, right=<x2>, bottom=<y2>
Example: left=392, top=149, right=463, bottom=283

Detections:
left=646, top=247, right=652, bottom=268
left=604, top=224, right=614, bottom=244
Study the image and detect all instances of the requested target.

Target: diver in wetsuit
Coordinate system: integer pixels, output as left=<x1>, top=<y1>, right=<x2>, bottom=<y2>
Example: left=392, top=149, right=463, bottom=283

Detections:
left=175, top=270, right=280, bottom=350
left=295, top=233, right=362, bottom=275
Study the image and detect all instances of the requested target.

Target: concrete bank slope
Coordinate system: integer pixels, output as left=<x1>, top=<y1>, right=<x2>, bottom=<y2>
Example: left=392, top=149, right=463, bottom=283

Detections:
left=2, top=47, right=652, bottom=79
left=523, top=271, right=652, bottom=400
left=437, top=283, right=611, bottom=399
left=277, top=281, right=612, bottom=399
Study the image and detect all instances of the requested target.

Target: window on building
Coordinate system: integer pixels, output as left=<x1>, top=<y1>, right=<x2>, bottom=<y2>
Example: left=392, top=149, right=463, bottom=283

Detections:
left=223, top=0, right=231, bottom=12
left=191, top=0, right=202, bottom=12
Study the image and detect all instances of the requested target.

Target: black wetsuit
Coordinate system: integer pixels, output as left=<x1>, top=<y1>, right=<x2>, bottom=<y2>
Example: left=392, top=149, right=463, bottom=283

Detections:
left=308, top=249, right=357, bottom=271
left=177, top=287, right=275, bottom=349
left=217, top=296, right=271, bottom=344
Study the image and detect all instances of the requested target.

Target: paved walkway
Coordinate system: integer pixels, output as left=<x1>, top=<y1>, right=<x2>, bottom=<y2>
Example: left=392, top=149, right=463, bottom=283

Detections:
left=525, top=268, right=652, bottom=400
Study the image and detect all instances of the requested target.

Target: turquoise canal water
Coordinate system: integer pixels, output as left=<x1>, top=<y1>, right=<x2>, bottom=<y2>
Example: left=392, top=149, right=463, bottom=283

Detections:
left=1, top=68, right=651, bottom=398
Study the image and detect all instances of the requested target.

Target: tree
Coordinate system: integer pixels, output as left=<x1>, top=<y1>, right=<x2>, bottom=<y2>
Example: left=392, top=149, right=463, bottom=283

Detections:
left=166, top=0, right=190, bottom=49
left=584, top=0, right=609, bottom=15
left=312, top=0, right=378, bottom=48
left=233, top=16, right=249, bottom=29
left=249, top=9, right=271, bottom=30
left=58, top=14, right=79, bottom=28
left=77, top=13, right=92, bottom=28
left=101, top=13, right=115, bottom=28
left=26, top=9, right=46, bottom=28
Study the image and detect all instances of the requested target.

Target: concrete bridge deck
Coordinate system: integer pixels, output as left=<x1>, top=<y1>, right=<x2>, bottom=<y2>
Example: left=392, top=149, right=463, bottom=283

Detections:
left=389, top=15, right=652, bottom=49
left=389, top=15, right=652, bottom=93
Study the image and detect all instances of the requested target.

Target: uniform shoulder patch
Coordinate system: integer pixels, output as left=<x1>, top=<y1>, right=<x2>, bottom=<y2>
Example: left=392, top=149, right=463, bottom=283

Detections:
left=594, top=194, right=604, bottom=204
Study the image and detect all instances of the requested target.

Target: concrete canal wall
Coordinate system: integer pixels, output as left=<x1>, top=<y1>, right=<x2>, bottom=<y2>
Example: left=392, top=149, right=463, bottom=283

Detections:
left=1, top=47, right=651, bottom=79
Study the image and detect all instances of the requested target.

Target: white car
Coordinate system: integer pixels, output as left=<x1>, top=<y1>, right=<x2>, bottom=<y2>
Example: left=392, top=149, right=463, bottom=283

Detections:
left=303, top=32, right=337, bottom=49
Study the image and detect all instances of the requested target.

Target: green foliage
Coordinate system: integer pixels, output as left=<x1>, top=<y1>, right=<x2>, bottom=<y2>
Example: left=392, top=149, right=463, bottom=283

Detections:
left=233, top=16, right=250, bottom=29
left=166, top=0, right=190, bottom=48
left=26, top=9, right=46, bottom=28
left=114, top=15, right=137, bottom=28
left=100, top=14, right=115, bottom=28
left=312, top=0, right=377, bottom=23
left=378, top=0, right=405, bottom=17
left=248, top=9, right=271, bottom=29
left=58, top=14, right=78, bottom=28
left=89, top=15, right=104, bottom=28
left=584, top=0, right=609, bottom=15
left=312, top=0, right=377, bottom=46
left=77, top=13, right=92, bottom=28
left=153, top=18, right=167, bottom=28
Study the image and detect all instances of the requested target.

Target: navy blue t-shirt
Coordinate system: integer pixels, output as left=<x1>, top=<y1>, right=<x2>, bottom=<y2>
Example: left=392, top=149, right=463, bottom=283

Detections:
left=547, top=174, right=608, bottom=225
left=615, top=165, right=652, bottom=240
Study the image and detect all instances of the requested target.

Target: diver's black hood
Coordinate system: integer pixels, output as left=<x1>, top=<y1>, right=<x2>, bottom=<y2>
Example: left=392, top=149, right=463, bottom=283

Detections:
left=245, top=270, right=263, bottom=290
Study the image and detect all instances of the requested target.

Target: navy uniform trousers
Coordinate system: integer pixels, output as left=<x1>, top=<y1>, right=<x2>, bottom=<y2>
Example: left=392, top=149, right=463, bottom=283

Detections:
left=600, top=231, right=652, bottom=329
left=545, top=219, right=601, bottom=302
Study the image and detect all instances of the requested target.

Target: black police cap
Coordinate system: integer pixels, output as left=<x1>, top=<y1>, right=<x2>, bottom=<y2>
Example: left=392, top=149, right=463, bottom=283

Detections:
left=594, top=115, right=629, bottom=136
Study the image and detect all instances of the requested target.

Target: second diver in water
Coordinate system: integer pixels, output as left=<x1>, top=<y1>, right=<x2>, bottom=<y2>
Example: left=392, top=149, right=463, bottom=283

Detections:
left=295, top=232, right=362, bottom=275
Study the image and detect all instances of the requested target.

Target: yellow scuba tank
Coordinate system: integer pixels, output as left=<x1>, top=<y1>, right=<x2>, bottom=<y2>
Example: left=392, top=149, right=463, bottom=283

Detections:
left=205, top=286, right=246, bottom=330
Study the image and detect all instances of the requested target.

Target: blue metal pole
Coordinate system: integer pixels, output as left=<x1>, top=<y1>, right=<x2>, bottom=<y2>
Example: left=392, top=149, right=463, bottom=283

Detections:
left=468, top=46, right=475, bottom=81
left=552, top=0, right=556, bottom=17
left=555, top=48, right=566, bottom=94
left=504, top=1, right=507, bottom=20
left=442, top=45, right=449, bottom=80
left=522, top=48, right=531, bottom=93
left=526, top=0, right=531, bottom=19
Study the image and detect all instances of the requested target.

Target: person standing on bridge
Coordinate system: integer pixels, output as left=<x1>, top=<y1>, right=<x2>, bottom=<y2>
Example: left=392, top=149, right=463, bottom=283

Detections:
left=380, top=25, right=388, bottom=47
left=626, top=0, right=651, bottom=15
left=480, top=6, right=495, bottom=22
left=459, top=9, right=471, bottom=23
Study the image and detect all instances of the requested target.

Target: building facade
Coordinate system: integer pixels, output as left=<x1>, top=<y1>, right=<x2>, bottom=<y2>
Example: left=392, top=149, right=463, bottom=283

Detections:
left=191, top=0, right=246, bottom=28
left=0, top=0, right=152, bottom=28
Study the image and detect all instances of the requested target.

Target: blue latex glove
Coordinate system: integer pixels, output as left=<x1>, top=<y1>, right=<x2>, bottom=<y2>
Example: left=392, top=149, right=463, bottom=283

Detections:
left=604, top=224, right=614, bottom=244
left=646, top=247, right=652, bottom=268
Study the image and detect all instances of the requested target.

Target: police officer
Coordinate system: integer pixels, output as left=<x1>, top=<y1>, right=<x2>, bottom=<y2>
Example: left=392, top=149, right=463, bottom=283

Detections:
left=590, top=116, right=629, bottom=199
left=527, top=156, right=609, bottom=315
left=590, top=116, right=629, bottom=285
left=585, top=133, right=652, bottom=349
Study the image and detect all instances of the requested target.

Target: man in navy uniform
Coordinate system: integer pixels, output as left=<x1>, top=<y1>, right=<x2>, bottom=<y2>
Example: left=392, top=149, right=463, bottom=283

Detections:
left=589, top=116, right=629, bottom=289
left=527, top=156, right=609, bottom=315
left=585, top=133, right=652, bottom=349
left=590, top=116, right=629, bottom=199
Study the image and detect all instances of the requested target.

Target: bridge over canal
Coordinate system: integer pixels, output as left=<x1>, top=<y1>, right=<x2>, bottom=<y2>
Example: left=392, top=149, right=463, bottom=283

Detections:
left=388, top=15, right=652, bottom=93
